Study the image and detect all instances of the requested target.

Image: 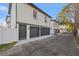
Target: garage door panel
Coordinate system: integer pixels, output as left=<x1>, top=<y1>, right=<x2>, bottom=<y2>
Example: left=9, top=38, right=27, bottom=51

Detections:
left=30, top=26, right=39, bottom=38
left=19, top=24, right=26, bottom=40
left=41, top=28, right=50, bottom=36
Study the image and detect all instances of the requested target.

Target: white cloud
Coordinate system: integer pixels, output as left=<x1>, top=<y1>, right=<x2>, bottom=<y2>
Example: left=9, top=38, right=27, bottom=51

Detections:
left=0, top=5, right=8, bottom=12
left=0, top=5, right=8, bottom=27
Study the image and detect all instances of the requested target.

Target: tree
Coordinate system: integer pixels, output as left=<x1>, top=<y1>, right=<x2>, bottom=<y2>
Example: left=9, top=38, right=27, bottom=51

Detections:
left=57, top=4, right=74, bottom=32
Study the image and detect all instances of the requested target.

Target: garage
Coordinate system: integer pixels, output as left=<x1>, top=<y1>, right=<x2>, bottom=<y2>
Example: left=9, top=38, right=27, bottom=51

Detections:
left=19, top=24, right=26, bottom=40
left=30, top=26, right=39, bottom=38
left=41, top=28, right=50, bottom=36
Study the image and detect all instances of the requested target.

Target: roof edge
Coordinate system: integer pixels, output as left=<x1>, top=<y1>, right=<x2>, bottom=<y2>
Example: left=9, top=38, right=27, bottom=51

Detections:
left=8, top=3, right=52, bottom=18
left=27, top=3, right=52, bottom=18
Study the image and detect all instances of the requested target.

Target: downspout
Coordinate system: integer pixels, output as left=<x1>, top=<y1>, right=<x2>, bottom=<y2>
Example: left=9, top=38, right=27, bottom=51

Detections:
left=16, top=3, right=18, bottom=41
left=16, top=3, right=17, bottom=28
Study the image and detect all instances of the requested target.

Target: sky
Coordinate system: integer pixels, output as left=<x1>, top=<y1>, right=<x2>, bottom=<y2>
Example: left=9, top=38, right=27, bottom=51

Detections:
left=34, top=3, right=68, bottom=19
left=0, top=3, right=8, bottom=24
left=0, top=3, right=68, bottom=24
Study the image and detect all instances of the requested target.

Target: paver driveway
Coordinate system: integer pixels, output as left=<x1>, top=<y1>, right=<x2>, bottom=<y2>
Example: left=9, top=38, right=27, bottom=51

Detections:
left=1, top=33, right=79, bottom=56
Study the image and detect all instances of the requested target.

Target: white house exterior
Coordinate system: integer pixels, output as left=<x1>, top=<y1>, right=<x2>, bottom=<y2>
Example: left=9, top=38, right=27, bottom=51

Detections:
left=60, top=25, right=67, bottom=33
left=50, top=20, right=55, bottom=34
left=51, top=20, right=61, bottom=34
left=1, top=3, right=53, bottom=44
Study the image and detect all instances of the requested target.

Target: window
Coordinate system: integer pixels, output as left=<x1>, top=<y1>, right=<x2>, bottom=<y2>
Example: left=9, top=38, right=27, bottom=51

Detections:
left=33, top=9, right=37, bottom=20
left=45, top=16, right=47, bottom=23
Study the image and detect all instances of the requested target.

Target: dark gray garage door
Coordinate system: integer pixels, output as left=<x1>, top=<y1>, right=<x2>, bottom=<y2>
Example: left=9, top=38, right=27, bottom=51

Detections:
left=19, top=24, right=26, bottom=40
left=41, top=28, right=50, bottom=36
left=30, top=26, right=39, bottom=38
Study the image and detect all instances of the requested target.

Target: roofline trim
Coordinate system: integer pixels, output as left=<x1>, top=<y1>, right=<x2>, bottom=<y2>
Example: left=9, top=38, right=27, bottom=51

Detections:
left=8, top=3, right=52, bottom=18
left=27, top=3, right=52, bottom=18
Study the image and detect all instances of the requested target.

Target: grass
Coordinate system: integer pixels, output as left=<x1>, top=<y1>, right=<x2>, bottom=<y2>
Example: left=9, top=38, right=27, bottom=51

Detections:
left=0, top=41, right=17, bottom=52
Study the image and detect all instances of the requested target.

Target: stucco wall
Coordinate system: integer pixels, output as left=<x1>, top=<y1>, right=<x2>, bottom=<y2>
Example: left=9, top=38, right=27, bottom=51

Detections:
left=17, top=3, right=51, bottom=27
left=0, top=27, right=18, bottom=44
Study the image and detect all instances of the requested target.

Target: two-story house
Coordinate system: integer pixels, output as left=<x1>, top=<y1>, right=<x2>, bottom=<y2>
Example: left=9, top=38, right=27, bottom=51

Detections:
left=6, top=3, right=52, bottom=43
left=51, top=20, right=61, bottom=34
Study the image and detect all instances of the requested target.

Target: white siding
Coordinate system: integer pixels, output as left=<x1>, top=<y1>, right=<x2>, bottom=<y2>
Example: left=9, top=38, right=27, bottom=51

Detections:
left=50, top=21, right=55, bottom=34
left=17, top=3, right=51, bottom=27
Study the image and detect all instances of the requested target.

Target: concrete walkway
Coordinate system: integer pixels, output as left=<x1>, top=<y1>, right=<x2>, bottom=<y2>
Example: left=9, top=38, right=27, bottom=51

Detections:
left=0, top=33, right=79, bottom=56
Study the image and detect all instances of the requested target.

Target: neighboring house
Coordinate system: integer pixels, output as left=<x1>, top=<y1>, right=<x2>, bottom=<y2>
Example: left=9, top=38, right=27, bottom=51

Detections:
left=5, top=3, right=52, bottom=44
left=51, top=20, right=61, bottom=34
left=60, top=25, right=67, bottom=33
left=50, top=20, right=55, bottom=34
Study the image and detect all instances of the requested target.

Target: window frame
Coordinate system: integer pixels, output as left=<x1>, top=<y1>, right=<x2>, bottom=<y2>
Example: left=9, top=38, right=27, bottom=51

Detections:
left=33, top=9, right=38, bottom=20
left=45, top=16, right=47, bottom=23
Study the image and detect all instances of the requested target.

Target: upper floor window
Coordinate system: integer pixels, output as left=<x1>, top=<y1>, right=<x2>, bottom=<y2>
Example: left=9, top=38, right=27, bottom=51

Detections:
left=45, top=16, right=47, bottom=23
left=33, top=9, right=37, bottom=20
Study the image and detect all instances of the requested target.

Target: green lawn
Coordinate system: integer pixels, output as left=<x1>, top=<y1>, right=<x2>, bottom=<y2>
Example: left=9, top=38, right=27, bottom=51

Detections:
left=0, top=41, right=17, bottom=52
